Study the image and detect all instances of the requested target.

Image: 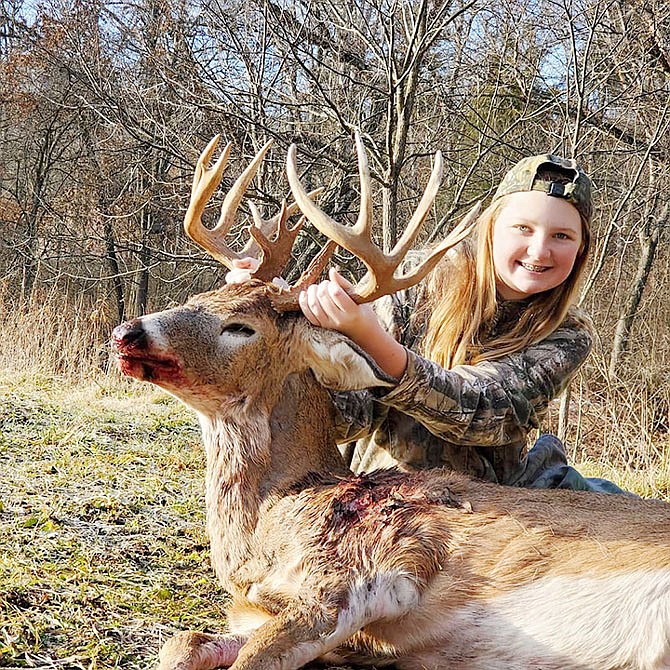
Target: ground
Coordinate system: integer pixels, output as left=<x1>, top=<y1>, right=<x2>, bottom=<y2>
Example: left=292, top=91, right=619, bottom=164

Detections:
left=0, top=369, right=666, bottom=669
left=1, top=370, right=221, bottom=668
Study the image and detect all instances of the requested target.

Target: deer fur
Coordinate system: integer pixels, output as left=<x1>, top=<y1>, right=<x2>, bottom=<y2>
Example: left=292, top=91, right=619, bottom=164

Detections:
left=113, top=280, right=670, bottom=670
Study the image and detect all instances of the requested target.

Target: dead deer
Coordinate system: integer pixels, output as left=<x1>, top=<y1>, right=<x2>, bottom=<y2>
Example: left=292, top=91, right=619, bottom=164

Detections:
left=112, top=135, right=670, bottom=670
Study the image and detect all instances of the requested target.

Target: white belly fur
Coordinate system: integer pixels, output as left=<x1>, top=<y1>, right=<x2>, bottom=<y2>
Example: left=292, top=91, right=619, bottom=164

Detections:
left=400, top=569, right=670, bottom=670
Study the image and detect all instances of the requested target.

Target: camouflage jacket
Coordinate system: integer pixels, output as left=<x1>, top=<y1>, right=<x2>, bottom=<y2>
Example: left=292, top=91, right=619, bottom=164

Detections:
left=331, top=292, right=594, bottom=485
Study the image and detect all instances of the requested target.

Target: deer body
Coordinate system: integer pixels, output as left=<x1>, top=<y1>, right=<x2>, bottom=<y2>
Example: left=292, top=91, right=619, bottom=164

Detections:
left=113, top=283, right=670, bottom=670
left=112, top=137, right=670, bottom=669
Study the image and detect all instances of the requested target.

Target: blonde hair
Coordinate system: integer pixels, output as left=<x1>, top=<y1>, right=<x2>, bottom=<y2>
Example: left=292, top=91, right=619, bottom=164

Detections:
left=421, top=197, right=591, bottom=369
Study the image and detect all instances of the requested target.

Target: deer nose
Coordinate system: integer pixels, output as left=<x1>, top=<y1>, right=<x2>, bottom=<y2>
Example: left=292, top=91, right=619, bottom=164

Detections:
left=111, top=319, right=147, bottom=352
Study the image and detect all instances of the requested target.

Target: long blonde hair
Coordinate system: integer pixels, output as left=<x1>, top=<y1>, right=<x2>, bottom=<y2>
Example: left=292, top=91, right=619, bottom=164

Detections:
left=421, top=197, right=591, bottom=368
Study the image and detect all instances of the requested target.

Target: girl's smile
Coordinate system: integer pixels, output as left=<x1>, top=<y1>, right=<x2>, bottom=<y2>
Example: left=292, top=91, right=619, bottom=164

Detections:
left=492, top=190, right=583, bottom=301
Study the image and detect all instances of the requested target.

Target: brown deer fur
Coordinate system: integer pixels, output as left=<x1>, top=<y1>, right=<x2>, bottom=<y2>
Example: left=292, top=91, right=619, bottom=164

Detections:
left=113, top=281, right=670, bottom=670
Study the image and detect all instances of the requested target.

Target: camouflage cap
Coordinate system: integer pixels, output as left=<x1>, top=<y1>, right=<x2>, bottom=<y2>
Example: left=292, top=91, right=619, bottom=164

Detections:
left=493, top=154, right=593, bottom=223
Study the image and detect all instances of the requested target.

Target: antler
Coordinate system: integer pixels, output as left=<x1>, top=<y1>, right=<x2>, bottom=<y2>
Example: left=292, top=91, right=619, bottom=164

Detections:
left=286, top=132, right=480, bottom=304
left=184, top=134, right=479, bottom=313
left=184, top=135, right=331, bottom=284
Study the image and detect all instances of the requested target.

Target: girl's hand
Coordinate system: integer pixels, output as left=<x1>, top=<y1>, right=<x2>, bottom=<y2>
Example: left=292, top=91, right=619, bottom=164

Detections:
left=225, top=257, right=259, bottom=284
left=299, top=268, right=408, bottom=379
left=299, top=268, right=375, bottom=338
left=225, top=257, right=289, bottom=289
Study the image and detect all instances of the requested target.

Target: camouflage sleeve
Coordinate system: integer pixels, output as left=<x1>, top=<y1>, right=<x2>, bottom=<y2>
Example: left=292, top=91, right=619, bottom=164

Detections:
left=327, top=287, right=420, bottom=443
left=373, top=308, right=594, bottom=447
left=328, top=388, right=391, bottom=443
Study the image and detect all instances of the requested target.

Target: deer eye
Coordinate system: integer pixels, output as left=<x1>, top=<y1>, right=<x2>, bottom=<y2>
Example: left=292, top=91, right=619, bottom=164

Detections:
left=221, top=323, right=256, bottom=337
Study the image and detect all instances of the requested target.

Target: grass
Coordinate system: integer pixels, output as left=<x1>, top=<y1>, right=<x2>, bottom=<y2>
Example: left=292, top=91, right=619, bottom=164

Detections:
left=2, top=370, right=668, bottom=670
left=0, top=291, right=668, bottom=668
left=578, top=458, right=670, bottom=499
left=0, top=370, right=225, bottom=669
left=0, top=371, right=363, bottom=670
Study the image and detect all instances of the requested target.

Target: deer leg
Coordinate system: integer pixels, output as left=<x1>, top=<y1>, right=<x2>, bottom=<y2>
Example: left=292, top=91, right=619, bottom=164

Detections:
left=157, top=630, right=247, bottom=670
left=229, top=575, right=420, bottom=670
left=227, top=610, right=344, bottom=670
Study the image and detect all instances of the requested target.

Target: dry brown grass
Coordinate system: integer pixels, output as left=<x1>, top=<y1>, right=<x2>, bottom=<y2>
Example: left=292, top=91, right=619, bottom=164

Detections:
left=0, top=283, right=115, bottom=384
left=541, top=351, right=670, bottom=500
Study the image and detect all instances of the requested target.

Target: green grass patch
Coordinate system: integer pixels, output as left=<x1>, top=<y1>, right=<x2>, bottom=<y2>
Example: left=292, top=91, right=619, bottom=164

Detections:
left=1, top=370, right=667, bottom=669
left=0, top=372, right=225, bottom=669
left=576, top=457, right=670, bottom=500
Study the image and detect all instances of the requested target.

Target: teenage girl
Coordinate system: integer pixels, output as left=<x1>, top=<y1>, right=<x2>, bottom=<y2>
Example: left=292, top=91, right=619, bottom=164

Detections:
left=229, top=154, right=624, bottom=493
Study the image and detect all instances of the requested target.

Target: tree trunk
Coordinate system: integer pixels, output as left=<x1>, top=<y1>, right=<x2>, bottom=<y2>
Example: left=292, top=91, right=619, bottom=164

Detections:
left=557, top=385, right=572, bottom=444
left=136, top=245, right=151, bottom=317
left=104, top=220, right=126, bottom=322
left=135, top=208, right=152, bottom=316
left=608, top=219, right=662, bottom=378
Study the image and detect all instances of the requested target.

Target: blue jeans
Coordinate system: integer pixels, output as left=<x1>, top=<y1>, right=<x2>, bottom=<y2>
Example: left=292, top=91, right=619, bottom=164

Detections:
left=512, top=434, right=632, bottom=495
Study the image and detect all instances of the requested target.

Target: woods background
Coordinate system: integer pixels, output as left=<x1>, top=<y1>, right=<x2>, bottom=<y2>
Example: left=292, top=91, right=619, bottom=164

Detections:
left=1, top=0, right=669, bottom=474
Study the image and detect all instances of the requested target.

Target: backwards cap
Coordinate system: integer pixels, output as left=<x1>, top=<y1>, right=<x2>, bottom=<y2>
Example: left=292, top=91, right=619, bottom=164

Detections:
left=493, top=154, right=593, bottom=223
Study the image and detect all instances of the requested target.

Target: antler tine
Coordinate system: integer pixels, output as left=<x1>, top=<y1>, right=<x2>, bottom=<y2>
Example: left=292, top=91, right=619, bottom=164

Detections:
left=286, top=138, right=387, bottom=273
left=215, top=139, right=274, bottom=235
left=354, top=131, right=375, bottom=241
left=382, top=200, right=482, bottom=295
left=247, top=200, right=303, bottom=282
left=241, top=187, right=324, bottom=256
left=287, top=136, right=475, bottom=304
left=184, top=136, right=233, bottom=266
left=267, top=239, right=338, bottom=313
left=350, top=149, right=446, bottom=301
left=389, top=151, right=444, bottom=262
left=183, top=136, right=273, bottom=269
left=244, top=187, right=326, bottom=283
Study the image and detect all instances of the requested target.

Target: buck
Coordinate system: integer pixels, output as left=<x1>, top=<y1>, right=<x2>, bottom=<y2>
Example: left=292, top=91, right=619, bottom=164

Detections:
left=112, top=135, right=670, bottom=670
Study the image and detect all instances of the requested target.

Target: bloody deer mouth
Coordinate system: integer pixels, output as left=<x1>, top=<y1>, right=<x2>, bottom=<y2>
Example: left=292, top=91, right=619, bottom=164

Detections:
left=115, top=352, right=182, bottom=382
left=112, top=320, right=184, bottom=384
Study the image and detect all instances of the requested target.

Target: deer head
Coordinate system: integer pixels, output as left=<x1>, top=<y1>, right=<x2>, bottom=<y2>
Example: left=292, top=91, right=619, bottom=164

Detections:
left=113, top=134, right=479, bottom=415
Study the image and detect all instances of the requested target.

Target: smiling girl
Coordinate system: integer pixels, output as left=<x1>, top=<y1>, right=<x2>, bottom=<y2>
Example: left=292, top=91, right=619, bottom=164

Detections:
left=231, top=154, right=625, bottom=493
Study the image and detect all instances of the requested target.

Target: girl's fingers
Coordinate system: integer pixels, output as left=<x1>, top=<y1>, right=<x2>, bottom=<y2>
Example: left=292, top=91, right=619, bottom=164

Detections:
left=322, top=281, right=359, bottom=327
left=316, top=281, right=341, bottom=321
left=225, top=268, right=252, bottom=284
left=325, top=275, right=356, bottom=313
left=225, top=257, right=260, bottom=284
left=299, top=281, right=341, bottom=328
left=297, top=291, right=313, bottom=323
left=329, top=267, right=355, bottom=290
left=271, top=276, right=289, bottom=289
left=233, top=257, right=260, bottom=270
left=315, top=282, right=341, bottom=323
left=299, top=284, right=326, bottom=326
left=299, top=272, right=365, bottom=333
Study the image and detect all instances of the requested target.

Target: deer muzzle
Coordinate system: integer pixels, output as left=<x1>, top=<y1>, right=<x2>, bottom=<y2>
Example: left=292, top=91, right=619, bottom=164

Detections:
left=111, top=319, right=183, bottom=384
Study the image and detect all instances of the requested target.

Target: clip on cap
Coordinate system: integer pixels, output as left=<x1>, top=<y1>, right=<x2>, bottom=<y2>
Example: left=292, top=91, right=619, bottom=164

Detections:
left=547, top=182, right=567, bottom=198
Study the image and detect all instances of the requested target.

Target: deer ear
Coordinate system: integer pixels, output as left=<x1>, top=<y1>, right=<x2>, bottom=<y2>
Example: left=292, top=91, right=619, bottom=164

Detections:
left=301, top=327, right=396, bottom=390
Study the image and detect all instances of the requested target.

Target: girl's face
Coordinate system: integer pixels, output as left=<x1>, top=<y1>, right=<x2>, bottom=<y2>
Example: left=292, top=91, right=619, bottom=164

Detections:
left=492, top=191, right=583, bottom=301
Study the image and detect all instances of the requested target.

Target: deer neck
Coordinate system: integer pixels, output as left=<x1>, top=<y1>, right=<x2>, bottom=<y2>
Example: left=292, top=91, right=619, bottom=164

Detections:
left=196, top=369, right=348, bottom=587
